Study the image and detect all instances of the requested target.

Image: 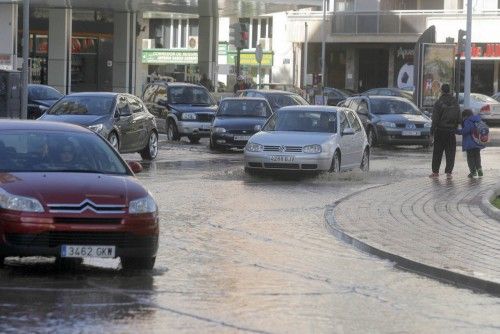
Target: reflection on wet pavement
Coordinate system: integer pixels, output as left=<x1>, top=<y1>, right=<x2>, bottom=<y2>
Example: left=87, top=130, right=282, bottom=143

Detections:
left=1, top=142, right=500, bottom=333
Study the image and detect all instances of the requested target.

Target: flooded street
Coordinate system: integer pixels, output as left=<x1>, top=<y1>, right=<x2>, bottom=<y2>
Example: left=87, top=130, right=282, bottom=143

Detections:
left=1, top=140, right=500, bottom=333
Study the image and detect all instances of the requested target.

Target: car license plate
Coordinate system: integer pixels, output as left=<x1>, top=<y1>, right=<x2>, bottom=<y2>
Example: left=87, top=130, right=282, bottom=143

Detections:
left=234, top=135, right=251, bottom=141
left=401, top=131, right=421, bottom=136
left=270, top=155, right=295, bottom=162
left=61, top=245, right=115, bottom=258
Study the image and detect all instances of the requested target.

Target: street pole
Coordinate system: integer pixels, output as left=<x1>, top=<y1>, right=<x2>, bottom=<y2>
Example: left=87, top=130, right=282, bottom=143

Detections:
left=236, top=47, right=241, bottom=78
left=304, top=22, right=308, bottom=90
left=21, top=0, right=30, bottom=119
left=464, top=0, right=472, bottom=108
left=321, top=0, right=326, bottom=89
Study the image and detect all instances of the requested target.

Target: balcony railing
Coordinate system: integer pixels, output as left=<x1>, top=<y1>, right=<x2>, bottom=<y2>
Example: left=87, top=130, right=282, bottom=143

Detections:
left=288, top=10, right=500, bottom=35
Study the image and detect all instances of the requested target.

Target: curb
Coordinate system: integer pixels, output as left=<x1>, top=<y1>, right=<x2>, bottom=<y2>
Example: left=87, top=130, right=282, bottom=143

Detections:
left=480, top=185, right=500, bottom=222
left=324, top=195, right=500, bottom=296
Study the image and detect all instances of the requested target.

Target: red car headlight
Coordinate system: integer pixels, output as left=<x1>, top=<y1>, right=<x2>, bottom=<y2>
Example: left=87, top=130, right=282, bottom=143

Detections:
left=0, top=188, right=44, bottom=213
left=129, top=194, right=157, bottom=214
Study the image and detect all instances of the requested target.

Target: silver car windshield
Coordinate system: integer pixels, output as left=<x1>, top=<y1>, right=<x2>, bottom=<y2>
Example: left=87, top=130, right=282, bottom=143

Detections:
left=264, top=110, right=337, bottom=133
left=0, top=131, right=128, bottom=174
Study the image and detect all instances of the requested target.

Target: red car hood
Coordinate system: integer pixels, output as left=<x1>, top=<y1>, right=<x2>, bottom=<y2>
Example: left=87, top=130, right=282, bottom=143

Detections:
left=0, top=172, right=147, bottom=207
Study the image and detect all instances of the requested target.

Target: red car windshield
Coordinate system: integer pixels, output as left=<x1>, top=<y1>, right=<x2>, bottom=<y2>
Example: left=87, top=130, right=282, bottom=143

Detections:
left=0, top=131, right=128, bottom=174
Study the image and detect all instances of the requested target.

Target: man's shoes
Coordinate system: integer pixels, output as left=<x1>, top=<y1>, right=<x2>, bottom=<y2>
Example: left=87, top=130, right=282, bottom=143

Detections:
left=477, top=169, right=483, bottom=177
left=468, top=172, right=477, bottom=178
left=428, top=173, right=439, bottom=178
left=446, top=173, right=453, bottom=179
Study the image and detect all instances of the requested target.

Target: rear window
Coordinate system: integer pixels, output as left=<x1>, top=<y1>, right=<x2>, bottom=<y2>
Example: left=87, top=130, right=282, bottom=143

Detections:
left=48, top=96, right=115, bottom=116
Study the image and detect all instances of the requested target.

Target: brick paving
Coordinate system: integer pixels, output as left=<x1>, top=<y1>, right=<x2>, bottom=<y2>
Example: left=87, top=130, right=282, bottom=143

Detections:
left=330, top=174, right=500, bottom=290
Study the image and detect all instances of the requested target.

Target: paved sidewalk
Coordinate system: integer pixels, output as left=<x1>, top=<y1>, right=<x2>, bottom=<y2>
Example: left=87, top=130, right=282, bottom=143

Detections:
left=328, top=174, right=500, bottom=294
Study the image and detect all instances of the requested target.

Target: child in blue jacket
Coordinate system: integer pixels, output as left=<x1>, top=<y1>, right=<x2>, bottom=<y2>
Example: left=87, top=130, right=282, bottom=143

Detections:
left=456, top=109, right=485, bottom=178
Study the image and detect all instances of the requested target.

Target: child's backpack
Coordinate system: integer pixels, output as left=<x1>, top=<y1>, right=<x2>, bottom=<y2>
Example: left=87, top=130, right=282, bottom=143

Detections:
left=472, top=120, right=490, bottom=145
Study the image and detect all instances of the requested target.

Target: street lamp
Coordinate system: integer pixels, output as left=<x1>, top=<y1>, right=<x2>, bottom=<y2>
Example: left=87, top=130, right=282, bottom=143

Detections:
left=464, top=0, right=472, bottom=108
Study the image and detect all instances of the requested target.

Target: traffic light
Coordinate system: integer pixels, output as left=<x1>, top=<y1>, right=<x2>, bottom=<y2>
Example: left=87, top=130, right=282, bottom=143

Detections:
left=240, top=23, right=249, bottom=49
left=229, top=23, right=242, bottom=48
left=457, top=29, right=466, bottom=55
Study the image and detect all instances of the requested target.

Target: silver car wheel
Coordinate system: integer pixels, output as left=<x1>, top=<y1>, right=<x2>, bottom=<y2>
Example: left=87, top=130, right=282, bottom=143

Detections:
left=108, top=132, right=119, bottom=151
left=149, top=132, right=158, bottom=158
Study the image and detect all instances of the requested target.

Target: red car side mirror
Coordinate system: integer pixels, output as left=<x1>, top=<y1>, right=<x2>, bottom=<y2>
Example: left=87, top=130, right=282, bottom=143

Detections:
left=127, top=161, right=143, bottom=174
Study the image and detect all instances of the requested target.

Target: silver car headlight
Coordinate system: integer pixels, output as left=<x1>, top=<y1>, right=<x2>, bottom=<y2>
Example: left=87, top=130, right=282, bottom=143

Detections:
left=303, top=144, right=322, bottom=154
left=379, top=121, right=397, bottom=128
left=213, top=127, right=226, bottom=133
left=181, top=113, right=197, bottom=120
left=88, top=123, right=104, bottom=133
left=0, top=188, right=44, bottom=213
left=129, top=194, right=157, bottom=214
left=245, top=142, right=264, bottom=152
left=424, top=122, right=432, bottom=128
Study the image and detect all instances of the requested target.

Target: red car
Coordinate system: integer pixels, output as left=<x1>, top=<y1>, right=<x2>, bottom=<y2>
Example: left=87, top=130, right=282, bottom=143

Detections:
left=0, top=120, right=159, bottom=270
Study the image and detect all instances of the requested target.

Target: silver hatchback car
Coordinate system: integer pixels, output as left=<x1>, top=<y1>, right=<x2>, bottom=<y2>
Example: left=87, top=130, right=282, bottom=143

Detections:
left=244, top=106, right=370, bottom=173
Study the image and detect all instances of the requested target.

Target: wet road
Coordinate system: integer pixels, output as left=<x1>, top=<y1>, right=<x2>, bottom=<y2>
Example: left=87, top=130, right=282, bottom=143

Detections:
left=1, top=139, right=500, bottom=333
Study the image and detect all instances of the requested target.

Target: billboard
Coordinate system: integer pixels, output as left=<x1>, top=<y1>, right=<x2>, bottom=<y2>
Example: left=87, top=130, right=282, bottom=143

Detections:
left=421, top=44, right=455, bottom=108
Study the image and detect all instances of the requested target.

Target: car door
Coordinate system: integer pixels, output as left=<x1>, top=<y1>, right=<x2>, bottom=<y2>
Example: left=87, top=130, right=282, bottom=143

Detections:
left=127, top=95, right=149, bottom=151
left=346, top=109, right=365, bottom=166
left=337, top=110, right=354, bottom=168
left=354, top=98, right=370, bottom=129
left=114, top=95, right=134, bottom=151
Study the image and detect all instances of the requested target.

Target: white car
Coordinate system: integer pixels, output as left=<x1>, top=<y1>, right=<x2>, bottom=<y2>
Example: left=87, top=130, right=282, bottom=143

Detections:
left=459, top=93, right=500, bottom=125
left=244, top=106, right=370, bottom=173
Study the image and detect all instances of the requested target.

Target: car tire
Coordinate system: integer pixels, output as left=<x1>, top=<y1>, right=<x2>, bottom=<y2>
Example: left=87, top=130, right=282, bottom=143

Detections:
left=360, top=147, right=370, bottom=172
left=140, top=131, right=159, bottom=160
left=329, top=151, right=341, bottom=173
left=121, top=256, right=156, bottom=271
left=367, top=127, right=377, bottom=147
left=108, top=131, right=120, bottom=151
left=167, top=120, right=180, bottom=141
left=188, top=135, right=200, bottom=144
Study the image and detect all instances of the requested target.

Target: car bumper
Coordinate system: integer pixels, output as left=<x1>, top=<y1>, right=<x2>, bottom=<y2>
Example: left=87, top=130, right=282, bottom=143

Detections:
left=377, top=126, right=432, bottom=145
left=244, top=151, right=332, bottom=171
left=211, top=132, right=256, bottom=149
left=480, top=114, right=500, bottom=124
left=0, top=212, right=159, bottom=259
left=178, top=121, right=212, bottom=137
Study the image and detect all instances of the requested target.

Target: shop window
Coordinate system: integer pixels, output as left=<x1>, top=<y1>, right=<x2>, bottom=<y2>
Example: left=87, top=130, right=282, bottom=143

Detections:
left=173, top=20, right=179, bottom=48
left=260, top=19, right=267, bottom=38
left=252, top=19, right=258, bottom=48
left=189, top=19, right=199, bottom=37
left=335, top=0, right=355, bottom=11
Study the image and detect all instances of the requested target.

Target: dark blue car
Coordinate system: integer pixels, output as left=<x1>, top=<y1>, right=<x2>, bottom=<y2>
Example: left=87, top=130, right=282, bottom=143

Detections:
left=28, top=84, right=63, bottom=119
left=210, top=98, right=273, bottom=150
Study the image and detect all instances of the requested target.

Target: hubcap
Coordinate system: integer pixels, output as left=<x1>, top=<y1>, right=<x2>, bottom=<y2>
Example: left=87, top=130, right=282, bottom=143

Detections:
left=149, top=133, right=158, bottom=157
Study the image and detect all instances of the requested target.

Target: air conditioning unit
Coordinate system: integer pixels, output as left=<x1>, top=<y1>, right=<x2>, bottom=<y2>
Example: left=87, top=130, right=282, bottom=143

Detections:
left=258, top=38, right=272, bottom=51
left=142, top=39, right=154, bottom=50
left=188, top=36, right=198, bottom=49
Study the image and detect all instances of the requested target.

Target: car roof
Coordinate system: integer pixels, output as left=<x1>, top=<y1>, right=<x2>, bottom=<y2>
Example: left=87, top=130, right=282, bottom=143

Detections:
left=0, top=119, right=94, bottom=133
left=65, top=92, right=119, bottom=98
left=244, top=89, right=296, bottom=95
left=278, top=105, right=341, bottom=112
left=349, top=95, right=411, bottom=103
left=148, top=82, right=204, bottom=88
left=221, top=97, right=268, bottom=102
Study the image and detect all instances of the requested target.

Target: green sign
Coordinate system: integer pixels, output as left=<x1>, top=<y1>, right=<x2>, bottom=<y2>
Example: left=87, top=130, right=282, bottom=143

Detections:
left=142, top=49, right=198, bottom=64
left=227, top=51, right=274, bottom=67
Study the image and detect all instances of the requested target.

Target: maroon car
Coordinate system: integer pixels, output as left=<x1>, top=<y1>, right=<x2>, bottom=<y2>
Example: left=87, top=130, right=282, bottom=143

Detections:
left=0, top=120, right=159, bottom=270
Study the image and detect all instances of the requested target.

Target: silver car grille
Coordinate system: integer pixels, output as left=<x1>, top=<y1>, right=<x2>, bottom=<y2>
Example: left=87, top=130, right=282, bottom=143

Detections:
left=263, top=145, right=303, bottom=153
left=47, top=199, right=126, bottom=214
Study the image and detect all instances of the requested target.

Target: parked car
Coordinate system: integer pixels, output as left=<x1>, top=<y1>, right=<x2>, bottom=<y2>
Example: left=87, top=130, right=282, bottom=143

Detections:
left=238, top=89, right=309, bottom=112
left=28, top=84, right=63, bottom=119
left=38, top=92, right=158, bottom=160
left=142, top=82, right=217, bottom=143
left=210, top=97, right=273, bottom=151
left=255, top=83, right=304, bottom=96
left=362, top=87, right=414, bottom=101
left=343, top=95, right=432, bottom=147
left=492, top=92, right=500, bottom=103
left=459, top=93, right=500, bottom=125
left=244, top=106, right=369, bottom=173
left=324, top=87, right=353, bottom=106
left=0, top=120, right=159, bottom=270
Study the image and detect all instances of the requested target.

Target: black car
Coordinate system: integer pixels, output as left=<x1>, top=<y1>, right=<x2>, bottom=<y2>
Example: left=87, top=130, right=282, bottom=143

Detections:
left=142, top=82, right=218, bottom=143
left=343, top=95, right=432, bottom=147
left=324, top=87, right=353, bottom=106
left=210, top=98, right=273, bottom=150
left=362, top=87, right=413, bottom=101
left=38, top=92, right=159, bottom=160
left=238, top=89, right=309, bottom=112
left=28, top=84, right=63, bottom=119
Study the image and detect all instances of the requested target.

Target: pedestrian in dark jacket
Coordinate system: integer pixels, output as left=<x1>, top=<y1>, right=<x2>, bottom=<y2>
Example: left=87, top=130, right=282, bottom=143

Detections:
left=456, top=109, right=485, bottom=178
left=429, top=83, right=461, bottom=179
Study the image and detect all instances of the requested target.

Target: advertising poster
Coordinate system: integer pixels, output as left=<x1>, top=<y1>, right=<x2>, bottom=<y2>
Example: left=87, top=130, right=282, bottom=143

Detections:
left=421, top=44, right=455, bottom=107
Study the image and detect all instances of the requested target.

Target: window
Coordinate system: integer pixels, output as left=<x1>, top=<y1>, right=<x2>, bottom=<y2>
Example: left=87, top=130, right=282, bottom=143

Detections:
left=339, top=111, right=349, bottom=133
left=172, top=20, right=179, bottom=48
left=252, top=19, right=259, bottom=48
left=349, top=99, right=360, bottom=111
left=335, top=0, right=355, bottom=11
left=127, top=96, right=144, bottom=114
left=347, top=111, right=362, bottom=132
left=268, top=18, right=273, bottom=38
left=181, top=20, right=187, bottom=48
left=189, top=19, right=199, bottom=36
left=154, top=86, right=167, bottom=103
left=117, top=97, right=130, bottom=116
left=357, top=100, right=369, bottom=114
